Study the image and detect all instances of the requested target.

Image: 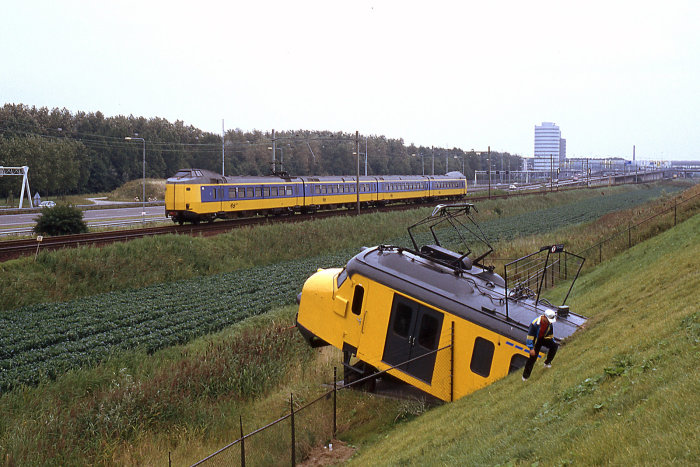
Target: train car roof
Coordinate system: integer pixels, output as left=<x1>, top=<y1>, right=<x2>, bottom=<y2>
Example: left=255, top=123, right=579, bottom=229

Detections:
left=374, top=175, right=429, bottom=181
left=346, top=246, right=586, bottom=344
left=167, top=169, right=301, bottom=184
left=299, top=176, right=378, bottom=183
left=428, top=171, right=465, bottom=179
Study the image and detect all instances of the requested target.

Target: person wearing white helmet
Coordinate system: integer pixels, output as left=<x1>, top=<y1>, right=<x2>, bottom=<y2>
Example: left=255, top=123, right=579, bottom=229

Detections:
left=522, top=309, right=558, bottom=381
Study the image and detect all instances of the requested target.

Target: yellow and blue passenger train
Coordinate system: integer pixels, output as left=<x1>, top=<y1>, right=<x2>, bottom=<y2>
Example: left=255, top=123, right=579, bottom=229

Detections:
left=165, top=169, right=467, bottom=224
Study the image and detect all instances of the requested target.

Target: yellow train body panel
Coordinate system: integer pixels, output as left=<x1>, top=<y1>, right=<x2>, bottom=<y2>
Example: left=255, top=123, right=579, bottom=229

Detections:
left=297, top=267, right=536, bottom=402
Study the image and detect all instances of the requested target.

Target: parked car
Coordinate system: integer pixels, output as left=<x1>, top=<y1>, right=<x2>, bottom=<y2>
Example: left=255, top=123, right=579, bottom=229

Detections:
left=39, top=200, right=56, bottom=208
left=509, top=184, right=517, bottom=190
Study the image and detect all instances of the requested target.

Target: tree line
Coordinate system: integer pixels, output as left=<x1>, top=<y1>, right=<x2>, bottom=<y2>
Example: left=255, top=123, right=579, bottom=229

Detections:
left=0, top=104, right=522, bottom=197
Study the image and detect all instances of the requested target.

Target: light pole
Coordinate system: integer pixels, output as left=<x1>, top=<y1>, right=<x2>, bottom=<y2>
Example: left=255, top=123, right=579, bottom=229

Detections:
left=454, top=155, right=464, bottom=174
left=125, top=136, right=146, bottom=224
left=473, top=147, right=491, bottom=197
left=268, top=147, right=284, bottom=172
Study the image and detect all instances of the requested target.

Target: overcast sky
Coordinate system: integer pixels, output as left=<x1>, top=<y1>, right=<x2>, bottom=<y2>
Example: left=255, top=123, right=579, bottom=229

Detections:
left=2, top=0, right=699, bottom=160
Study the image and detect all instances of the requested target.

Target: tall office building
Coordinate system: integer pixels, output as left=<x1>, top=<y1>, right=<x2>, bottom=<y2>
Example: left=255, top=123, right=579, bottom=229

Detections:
left=534, top=122, right=561, bottom=172
left=559, top=138, right=566, bottom=164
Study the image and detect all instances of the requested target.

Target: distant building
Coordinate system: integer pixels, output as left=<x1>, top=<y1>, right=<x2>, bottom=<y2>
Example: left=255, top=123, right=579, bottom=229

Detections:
left=559, top=138, right=566, bottom=165
left=534, top=122, right=562, bottom=172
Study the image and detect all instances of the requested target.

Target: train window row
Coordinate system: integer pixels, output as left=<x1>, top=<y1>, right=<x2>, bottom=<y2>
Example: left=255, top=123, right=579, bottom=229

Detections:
left=225, top=185, right=296, bottom=199
left=311, top=184, right=373, bottom=194
left=434, top=181, right=463, bottom=189
left=386, top=183, right=426, bottom=191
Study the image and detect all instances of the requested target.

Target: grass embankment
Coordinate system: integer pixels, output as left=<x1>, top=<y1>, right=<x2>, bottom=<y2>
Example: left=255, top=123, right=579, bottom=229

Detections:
left=0, top=182, right=689, bottom=311
left=348, top=212, right=700, bottom=466
left=1, top=207, right=697, bottom=465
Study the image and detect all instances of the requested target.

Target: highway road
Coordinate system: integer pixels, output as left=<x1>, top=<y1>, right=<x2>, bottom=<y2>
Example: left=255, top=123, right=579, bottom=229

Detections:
left=0, top=205, right=167, bottom=236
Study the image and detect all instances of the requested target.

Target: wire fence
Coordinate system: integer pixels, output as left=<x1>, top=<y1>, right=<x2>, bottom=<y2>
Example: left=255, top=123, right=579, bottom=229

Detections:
left=577, top=190, right=700, bottom=266
left=190, top=336, right=454, bottom=466
left=188, top=186, right=700, bottom=467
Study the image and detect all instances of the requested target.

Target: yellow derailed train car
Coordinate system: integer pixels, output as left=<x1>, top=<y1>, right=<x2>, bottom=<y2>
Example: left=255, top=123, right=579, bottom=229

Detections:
left=296, top=205, right=586, bottom=401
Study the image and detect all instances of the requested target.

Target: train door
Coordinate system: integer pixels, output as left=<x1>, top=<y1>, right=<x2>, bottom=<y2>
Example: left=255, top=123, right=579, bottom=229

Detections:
left=342, top=281, right=367, bottom=348
left=382, top=294, right=444, bottom=383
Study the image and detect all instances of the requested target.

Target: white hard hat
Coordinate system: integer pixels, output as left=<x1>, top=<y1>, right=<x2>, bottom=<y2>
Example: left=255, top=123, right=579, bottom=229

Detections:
left=544, top=309, right=557, bottom=322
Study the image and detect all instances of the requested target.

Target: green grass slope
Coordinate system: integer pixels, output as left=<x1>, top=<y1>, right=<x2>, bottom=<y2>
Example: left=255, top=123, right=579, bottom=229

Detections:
left=349, top=213, right=700, bottom=466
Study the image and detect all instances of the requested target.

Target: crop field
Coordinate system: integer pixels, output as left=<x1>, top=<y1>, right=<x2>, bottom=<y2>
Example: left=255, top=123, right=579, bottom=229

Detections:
left=0, top=184, right=686, bottom=392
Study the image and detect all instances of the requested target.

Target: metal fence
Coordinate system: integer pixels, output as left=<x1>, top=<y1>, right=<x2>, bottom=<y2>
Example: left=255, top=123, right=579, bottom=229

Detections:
left=577, top=190, right=700, bottom=266
left=191, top=338, right=454, bottom=466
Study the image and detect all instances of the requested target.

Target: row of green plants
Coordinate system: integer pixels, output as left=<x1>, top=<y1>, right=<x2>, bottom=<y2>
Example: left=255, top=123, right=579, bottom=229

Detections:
left=0, top=183, right=691, bottom=392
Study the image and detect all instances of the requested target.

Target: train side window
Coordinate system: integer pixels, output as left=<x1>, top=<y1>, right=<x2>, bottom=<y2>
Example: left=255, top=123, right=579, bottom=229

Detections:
left=508, top=353, right=529, bottom=374
left=255, top=187, right=262, bottom=197
left=212, top=188, right=217, bottom=199
left=351, top=285, right=364, bottom=315
left=321, top=186, right=327, bottom=194
left=417, top=313, right=440, bottom=350
left=271, top=187, right=278, bottom=196
left=393, top=303, right=414, bottom=338
left=470, top=337, right=495, bottom=378
left=263, top=187, right=270, bottom=197
left=228, top=187, right=236, bottom=198
left=286, top=187, right=293, bottom=196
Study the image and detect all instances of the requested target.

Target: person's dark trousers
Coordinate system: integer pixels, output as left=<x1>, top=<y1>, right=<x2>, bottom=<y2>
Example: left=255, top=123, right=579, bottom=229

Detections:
left=522, top=340, right=559, bottom=379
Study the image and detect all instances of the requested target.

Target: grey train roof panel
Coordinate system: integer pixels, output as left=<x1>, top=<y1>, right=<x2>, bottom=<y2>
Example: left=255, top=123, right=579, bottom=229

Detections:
left=346, top=246, right=586, bottom=345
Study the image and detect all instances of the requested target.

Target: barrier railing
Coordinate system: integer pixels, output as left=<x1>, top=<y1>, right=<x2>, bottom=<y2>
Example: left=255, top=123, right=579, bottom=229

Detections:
left=191, top=337, right=454, bottom=466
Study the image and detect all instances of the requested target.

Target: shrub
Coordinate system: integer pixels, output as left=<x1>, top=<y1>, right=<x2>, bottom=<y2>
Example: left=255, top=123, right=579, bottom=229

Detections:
left=33, top=204, right=88, bottom=236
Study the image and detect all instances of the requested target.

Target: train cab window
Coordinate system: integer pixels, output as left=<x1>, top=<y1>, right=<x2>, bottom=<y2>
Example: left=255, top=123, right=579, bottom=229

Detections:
left=470, top=337, right=495, bottom=378
left=255, top=187, right=262, bottom=197
left=336, top=269, right=348, bottom=288
left=508, top=353, right=529, bottom=374
left=351, top=285, right=364, bottom=316
left=417, top=314, right=440, bottom=349
left=393, top=303, right=413, bottom=338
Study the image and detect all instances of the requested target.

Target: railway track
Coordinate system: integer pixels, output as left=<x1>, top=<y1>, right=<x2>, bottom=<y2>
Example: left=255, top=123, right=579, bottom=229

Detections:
left=0, top=188, right=553, bottom=262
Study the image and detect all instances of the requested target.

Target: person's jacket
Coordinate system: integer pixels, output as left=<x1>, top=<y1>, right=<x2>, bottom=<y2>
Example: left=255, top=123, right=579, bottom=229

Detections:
left=526, top=316, right=553, bottom=349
